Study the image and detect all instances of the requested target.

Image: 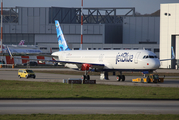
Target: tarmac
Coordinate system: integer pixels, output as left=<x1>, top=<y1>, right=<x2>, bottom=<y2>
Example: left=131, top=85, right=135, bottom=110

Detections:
left=0, top=68, right=179, bottom=87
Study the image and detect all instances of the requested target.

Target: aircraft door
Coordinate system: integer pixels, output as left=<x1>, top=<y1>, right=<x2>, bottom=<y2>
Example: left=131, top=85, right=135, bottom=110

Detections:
left=134, top=52, right=141, bottom=64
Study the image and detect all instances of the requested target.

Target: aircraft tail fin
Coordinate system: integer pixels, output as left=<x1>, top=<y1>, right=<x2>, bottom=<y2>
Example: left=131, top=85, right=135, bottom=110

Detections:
left=171, top=46, right=175, bottom=59
left=55, top=20, right=70, bottom=51
left=7, top=46, right=13, bottom=59
left=18, top=40, right=25, bottom=45
left=160, top=46, right=175, bottom=61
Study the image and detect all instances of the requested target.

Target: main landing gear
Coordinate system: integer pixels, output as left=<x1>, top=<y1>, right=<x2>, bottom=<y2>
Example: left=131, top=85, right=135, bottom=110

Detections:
left=100, top=71, right=109, bottom=80
left=81, top=63, right=91, bottom=80
left=116, top=71, right=125, bottom=81
left=99, top=71, right=125, bottom=81
left=82, top=70, right=90, bottom=80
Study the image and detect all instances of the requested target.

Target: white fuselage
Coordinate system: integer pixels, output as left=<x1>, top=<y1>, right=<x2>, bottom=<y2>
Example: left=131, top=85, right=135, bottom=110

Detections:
left=52, top=50, right=160, bottom=71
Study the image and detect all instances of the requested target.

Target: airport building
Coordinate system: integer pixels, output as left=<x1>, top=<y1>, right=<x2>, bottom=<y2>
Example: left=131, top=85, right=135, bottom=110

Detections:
left=1, top=4, right=178, bottom=69
left=160, top=3, right=179, bottom=69
left=0, top=7, right=159, bottom=53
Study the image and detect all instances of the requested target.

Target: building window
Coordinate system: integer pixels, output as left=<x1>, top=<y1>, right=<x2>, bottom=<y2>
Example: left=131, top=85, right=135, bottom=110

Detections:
left=113, top=48, right=120, bottom=50
left=103, top=48, right=111, bottom=50
left=52, top=48, right=59, bottom=50
left=74, top=48, right=79, bottom=50
left=154, top=49, right=159, bottom=52
left=40, top=47, right=47, bottom=50
left=145, top=48, right=151, bottom=51
left=123, top=48, right=131, bottom=50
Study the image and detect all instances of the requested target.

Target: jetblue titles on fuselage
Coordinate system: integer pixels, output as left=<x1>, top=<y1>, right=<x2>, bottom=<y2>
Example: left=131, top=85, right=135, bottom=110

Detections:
left=116, top=52, right=133, bottom=64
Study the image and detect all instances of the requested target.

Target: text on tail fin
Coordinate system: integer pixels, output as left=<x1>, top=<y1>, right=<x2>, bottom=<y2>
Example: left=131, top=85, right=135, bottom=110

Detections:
left=55, top=20, right=70, bottom=51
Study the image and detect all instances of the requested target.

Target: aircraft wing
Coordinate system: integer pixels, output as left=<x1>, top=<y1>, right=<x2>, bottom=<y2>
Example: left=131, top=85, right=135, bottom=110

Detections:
left=56, top=60, right=105, bottom=69
left=13, top=56, right=105, bottom=69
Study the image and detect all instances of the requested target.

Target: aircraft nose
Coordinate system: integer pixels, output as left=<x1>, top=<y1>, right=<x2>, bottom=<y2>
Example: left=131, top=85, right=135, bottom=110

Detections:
left=146, top=59, right=160, bottom=69
left=151, top=59, right=160, bottom=69
left=155, top=60, right=160, bottom=68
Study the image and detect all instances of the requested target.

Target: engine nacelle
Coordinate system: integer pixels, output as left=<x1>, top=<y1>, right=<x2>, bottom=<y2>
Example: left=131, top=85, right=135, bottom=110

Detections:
left=81, top=63, right=92, bottom=71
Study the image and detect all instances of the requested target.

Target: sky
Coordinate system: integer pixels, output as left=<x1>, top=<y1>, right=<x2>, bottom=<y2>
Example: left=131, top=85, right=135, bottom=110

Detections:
left=3, top=0, right=179, bottom=14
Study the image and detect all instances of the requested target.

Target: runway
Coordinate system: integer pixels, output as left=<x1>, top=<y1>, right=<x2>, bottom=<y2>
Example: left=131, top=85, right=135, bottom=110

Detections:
left=0, top=100, right=179, bottom=114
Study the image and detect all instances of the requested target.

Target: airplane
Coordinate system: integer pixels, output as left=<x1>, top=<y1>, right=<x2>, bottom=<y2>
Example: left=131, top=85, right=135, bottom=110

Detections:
left=11, top=20, right=175, bottom=81
left=18, top=40, right=25, bottom=45
left=2, top=40, right=42, bottom=54
left=51, top=20, right=169, bottom=81
left=2, top=40, right=25, bottom=53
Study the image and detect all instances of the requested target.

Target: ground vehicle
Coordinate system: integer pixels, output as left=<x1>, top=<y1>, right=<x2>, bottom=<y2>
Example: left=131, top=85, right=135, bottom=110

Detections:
left=18, top=69, right=36, bottom=79
left=146, top=74, right=164, bottom=83
left=132, top=74, right=164, bottom=83
left=23, top=61, right=38, bottom=66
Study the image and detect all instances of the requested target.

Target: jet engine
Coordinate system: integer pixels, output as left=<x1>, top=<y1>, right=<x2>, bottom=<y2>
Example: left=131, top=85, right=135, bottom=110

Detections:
left=81, top=63, right=92, bottom=71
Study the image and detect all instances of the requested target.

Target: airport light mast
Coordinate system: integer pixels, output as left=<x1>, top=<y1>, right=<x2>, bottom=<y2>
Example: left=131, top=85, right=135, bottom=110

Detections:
left=0, top=0, right=3, bottom=53
left=80, top=0, right=83, bottom=50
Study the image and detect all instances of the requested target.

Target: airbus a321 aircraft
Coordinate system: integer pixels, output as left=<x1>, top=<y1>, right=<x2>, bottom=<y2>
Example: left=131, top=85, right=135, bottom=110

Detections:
left=51, top=20, right=169, bottom=81
left=11, top=20, right=174, bottom=81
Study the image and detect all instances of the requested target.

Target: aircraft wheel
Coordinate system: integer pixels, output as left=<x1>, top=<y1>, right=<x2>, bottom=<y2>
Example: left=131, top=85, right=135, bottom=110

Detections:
left=117, top=75, right=121, bottom=81
left=18, top=75, right=21, bottom=78
left=26, top=75, right=28, bottom=79
left=87, top=75, right=90, bottom=80
left=122, top=75, right=125, bottom=81
left=147, top=76, right=150, bottom=83
left=82, top=75, right=86, bottom=80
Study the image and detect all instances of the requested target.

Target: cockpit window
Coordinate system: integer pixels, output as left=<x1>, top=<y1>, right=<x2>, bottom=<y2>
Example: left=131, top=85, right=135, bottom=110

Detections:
left=149, top=56, right=154, bottom=58
left=143, top=55, right=158, bottom=59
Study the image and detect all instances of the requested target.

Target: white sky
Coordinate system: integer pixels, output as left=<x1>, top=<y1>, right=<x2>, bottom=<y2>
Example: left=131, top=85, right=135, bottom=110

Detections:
left=3, top=0, right=179, bottom=14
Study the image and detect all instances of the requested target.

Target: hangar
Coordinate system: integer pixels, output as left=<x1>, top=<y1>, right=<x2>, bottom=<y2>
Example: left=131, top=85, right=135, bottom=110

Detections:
left=160, top=3, right=179, bottom=69
left=0, top=6, right=159, bottom=54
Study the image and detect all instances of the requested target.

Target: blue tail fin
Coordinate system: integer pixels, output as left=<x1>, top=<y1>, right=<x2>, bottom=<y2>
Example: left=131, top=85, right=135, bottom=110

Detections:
left=55, top=20, right=70, bottom=51
left=171, top=46, right=175, bottom=59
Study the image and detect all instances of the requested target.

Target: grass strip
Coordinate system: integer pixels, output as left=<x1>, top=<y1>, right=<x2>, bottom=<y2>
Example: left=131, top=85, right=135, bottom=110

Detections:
left=0, top=80, right=179, bottom=99
left=0, top=114, right=179, bottom=120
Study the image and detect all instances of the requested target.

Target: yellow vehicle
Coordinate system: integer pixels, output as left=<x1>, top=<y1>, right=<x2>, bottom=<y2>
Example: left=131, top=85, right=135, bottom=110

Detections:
left=18, top=69, right=36, bottom=79
left=145, top=74, right=164, bottom=83
left=132, top=74, right=164, bottom=83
